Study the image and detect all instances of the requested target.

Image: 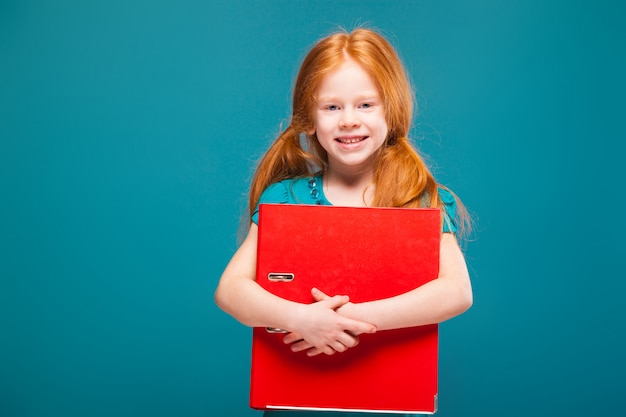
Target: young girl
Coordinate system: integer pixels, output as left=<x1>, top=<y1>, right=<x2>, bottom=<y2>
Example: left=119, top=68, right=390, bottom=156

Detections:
left=215, top=28, right=473, bottom=417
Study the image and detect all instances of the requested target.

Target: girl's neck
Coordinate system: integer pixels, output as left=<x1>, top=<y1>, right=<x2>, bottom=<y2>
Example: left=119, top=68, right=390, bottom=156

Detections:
left=323, top=167, right=374, bottom=207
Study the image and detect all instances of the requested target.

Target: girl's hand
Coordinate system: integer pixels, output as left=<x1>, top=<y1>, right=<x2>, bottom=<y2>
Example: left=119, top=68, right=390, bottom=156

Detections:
left=283, top=288, right=376, bottom=356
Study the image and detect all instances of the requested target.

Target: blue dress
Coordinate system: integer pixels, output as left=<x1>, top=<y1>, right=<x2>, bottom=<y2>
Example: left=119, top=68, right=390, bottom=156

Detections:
left=252, top=175, right=457, bottom=234
left=253, top=175, right=458, bottom=417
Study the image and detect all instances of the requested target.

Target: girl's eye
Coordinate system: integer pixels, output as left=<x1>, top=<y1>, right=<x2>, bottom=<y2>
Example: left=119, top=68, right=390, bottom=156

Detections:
left=326, top=105, right=339, bottom=111
left=360, top=103, right=372, bottom=109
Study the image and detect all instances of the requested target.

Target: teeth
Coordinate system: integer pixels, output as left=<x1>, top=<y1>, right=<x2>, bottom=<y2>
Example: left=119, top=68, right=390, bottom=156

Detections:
left=337, top=137, right=365, bottom=144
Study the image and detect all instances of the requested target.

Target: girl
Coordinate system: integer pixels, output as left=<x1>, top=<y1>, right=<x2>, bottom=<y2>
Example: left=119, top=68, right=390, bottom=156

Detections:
left=215, top=28, right=473, bottom=416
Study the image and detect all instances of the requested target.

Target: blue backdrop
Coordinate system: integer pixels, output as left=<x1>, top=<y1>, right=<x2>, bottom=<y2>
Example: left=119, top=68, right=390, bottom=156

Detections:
left=1, top=1, right=624, bottom=416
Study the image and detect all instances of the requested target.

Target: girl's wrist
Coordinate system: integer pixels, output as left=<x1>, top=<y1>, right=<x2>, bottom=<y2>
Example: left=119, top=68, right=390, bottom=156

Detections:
left=285, top=301, right=308, bottom=333
left=336, top=301, right=356, bottom=318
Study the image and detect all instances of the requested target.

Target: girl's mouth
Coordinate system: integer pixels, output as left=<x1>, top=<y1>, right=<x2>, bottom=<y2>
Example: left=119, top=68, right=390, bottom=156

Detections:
left=336, top=136, right=367, bottom=144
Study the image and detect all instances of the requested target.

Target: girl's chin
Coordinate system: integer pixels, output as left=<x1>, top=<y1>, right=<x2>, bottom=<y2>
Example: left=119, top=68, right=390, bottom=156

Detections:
left=327, top=155, right=378, bottom=171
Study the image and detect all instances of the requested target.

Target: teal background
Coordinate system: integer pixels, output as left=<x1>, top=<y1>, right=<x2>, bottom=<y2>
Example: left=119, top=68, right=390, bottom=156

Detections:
left=1, top=1, right=624, bottom=416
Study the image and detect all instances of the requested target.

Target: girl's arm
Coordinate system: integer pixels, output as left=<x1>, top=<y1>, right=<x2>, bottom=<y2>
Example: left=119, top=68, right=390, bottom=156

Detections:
left=214, top=223, right=377, bottom=356
left=284, top=232, right=472, bottom=354
left=334, top=232, right=472, bottom=328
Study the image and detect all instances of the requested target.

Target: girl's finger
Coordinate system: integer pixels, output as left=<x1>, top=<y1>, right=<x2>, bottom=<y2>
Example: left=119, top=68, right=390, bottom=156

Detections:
left=338, top=331, right=360, bottom=348
left=343, top=318, right=376, bottom=336
left=311, top=287, right=330, bottom=301
left=324, top=294, right=350, bottom=310
left=290, top=340, right=313, bottom=352
left=282, top=332, right=303, bottom=344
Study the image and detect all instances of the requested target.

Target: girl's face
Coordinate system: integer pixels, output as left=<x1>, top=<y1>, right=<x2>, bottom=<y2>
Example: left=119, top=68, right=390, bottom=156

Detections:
left=310, top=58, right=388, bottom=175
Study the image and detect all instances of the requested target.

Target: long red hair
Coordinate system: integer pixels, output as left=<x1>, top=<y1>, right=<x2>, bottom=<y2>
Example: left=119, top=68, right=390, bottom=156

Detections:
left=247, top=28, right=469, bottom=237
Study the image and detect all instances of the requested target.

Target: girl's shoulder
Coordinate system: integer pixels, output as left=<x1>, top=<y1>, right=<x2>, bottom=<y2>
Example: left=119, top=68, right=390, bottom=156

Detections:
left=437, top=186, right=458, bottom=234
left=437, top=187, right=455, bottom=204
left=251, top=176, right=324, bottom=224
left=260, top=176, right=319, bottom=203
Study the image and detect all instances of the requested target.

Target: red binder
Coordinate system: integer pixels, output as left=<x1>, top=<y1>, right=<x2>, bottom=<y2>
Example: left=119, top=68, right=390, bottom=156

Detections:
left=251, top=204, right=441, bottom=414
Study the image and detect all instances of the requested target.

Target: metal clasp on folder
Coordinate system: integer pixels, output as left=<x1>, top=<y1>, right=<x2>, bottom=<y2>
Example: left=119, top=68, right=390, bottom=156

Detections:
left=265, top=327, right=288, bottom=333
left=267, top=272, right=294, bottom=282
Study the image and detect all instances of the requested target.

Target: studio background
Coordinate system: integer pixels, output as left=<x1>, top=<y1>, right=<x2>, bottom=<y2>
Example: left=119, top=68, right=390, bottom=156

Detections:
left=1, top=1, right=624, bottom=416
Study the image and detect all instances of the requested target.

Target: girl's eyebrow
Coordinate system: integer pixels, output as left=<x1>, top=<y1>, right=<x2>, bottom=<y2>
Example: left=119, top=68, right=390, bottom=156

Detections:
left=359, top=95, right=381, bottom=101
left=317, top=93, right=381, bottom=102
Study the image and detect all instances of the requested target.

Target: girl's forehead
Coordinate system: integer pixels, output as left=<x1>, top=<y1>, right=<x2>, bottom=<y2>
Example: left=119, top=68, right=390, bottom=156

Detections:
left=324, top=56, right=366, bottom=77
left=317, top=59, right=379, bottom=92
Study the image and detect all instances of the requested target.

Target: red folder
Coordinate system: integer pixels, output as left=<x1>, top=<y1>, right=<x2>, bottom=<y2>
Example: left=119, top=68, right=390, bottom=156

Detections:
left=251, top=204, right=441, bottom=414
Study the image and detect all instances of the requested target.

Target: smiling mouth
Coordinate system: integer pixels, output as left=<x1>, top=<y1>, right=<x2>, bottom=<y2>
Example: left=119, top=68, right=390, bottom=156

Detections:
left=336, top=136, right=367, bottom=144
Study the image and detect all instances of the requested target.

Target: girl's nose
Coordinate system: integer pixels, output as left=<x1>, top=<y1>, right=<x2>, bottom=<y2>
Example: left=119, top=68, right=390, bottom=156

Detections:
left=339, top=109, right=360, bottom=128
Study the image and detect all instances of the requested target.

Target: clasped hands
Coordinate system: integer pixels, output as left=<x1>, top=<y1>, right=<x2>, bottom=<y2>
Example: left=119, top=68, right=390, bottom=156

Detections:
left=282, top=287, right=376, bottom=357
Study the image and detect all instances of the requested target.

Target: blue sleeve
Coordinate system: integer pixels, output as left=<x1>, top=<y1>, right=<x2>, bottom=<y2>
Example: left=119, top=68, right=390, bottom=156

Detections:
left=251, top=182, right=290, bottom=225
left=439, top=188, right=458, bottom=234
